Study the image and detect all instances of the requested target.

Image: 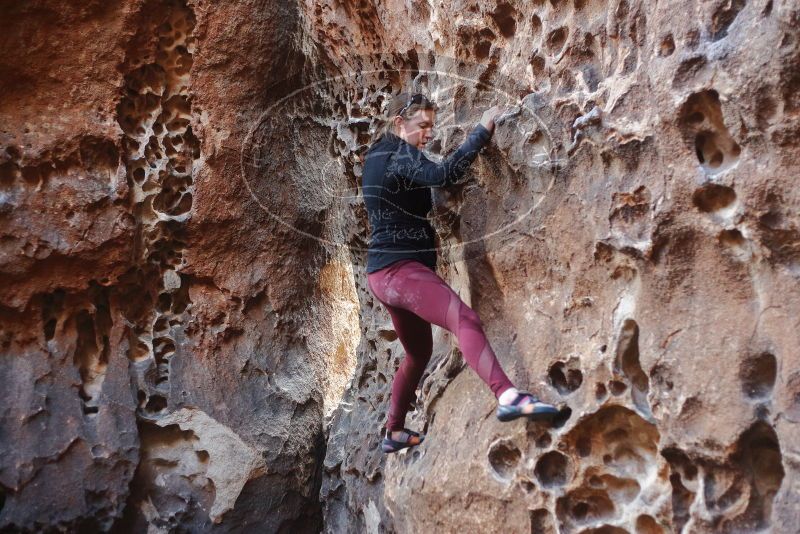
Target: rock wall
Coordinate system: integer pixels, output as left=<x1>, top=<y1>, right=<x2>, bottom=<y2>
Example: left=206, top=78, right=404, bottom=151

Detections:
left=0, top=0, right=350, bottom=531
left=311, top=0, right=800, bottom=533
left=1, top=0, right=798, bottom=532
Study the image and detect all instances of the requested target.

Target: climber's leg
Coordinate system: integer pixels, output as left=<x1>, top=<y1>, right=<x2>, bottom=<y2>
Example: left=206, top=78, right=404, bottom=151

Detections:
left=381, top=303, right=433, bottom=432
left=367, top=259, right=515, bottom=399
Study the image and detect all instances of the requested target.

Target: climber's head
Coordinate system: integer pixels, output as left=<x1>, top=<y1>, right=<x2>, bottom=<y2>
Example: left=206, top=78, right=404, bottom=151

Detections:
left=386, top=92, right=437, bottom=149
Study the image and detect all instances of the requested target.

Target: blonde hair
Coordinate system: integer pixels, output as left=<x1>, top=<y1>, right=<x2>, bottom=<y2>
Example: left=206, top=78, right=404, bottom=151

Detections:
left=371, top=92, right=437, bottom=143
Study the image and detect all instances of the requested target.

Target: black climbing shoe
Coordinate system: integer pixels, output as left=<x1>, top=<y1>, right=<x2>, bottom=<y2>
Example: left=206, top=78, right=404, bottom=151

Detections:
left=381, top=428, right=424, bottom=453
left=496, top=391, right=559, bottom=422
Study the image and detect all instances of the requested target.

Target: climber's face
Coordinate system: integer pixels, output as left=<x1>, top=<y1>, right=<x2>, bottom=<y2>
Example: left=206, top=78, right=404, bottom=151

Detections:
left=395, top=109, right=435, bottom=150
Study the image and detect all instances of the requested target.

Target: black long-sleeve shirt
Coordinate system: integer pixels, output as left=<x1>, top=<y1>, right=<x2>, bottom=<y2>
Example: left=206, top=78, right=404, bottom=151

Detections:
left=362, top=124, right=493, bottom=273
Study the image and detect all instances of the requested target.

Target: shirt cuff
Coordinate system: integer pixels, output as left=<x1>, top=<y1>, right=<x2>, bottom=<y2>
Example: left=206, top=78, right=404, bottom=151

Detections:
left=473, top=123, right=493, bottom=143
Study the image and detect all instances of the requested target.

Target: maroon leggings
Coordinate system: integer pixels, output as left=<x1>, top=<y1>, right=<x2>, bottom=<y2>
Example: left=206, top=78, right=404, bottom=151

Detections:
left=367, top=259, right=515, bottom=431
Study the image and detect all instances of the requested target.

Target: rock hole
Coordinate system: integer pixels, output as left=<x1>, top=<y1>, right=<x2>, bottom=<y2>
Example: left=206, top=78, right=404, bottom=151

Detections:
left=145, top=395, right=168, bottom=413
left=703, top=467, right=745, bottom=514
left=614, top=319, right=650, bottom=416
left=727, top=421, right=784, bottom=530
left=72, top=292, right=112, bottom=413
left=609, top=380, right=627, bottom=395
left=157, top=292, right=172, bottom=312
left=695, top=132, right=725, bottom=168
left=556, top=489, right=615, bottom=527
left=154, top=337, right=176, bottom=361
left=377, top=328, right=398, bottom=342
left=601, top=474, right=641, bottom=503
left=132, top=167, right=146, bottom=183
left=662, top=448, right=697, bottom=531
left=577, top=435, right=592, bottom=457
left=129, top=340, right=152, bottom=362
left=572, top=501, right=589, bottom=519
left=475, top=40, right=492, bottom=59
left=687, top=111, right=705, bottom=124
left=530, top=508, right=554, bottom=534
left=552, top=406, right=573, bottom=428
left=490, top=2, right=517, bottom=38
left=659, top=34, right=675, bottom=57
left=21, top=166, right=40, bottom=185
left=548, top=361, right=583, bottom=395
left=488, top=439, right=521, bottom=480
left=755, top=92, right=778, bottom=129
left=692, top=183, right=736, bottom=213
left=536, top=432, right=552, bottom=448
left=530, top=54, right=546, bottom=75
left=530, top=14, right=542, bottom=36
left=4, top=145, right=20, bottom=160
left=44, top=318, right=57, bottom=341
left=595, top=382, right=608, bottom=400
left=563, top=406, right=660, bottom=530
left=0, top=162, right=18, bottom=186
left=535, top=450, right=571, bottom=487
left=669, top=472, right=695, bottom=531
left=649, top=364, right=674, bottom=391
left=154, top=316, right=169, bottom=333
left=79, top=137, right=119, bottom=172
left=739, top=352, right=777, bottom=399
left=718, top=229, right=750, bottom=259
left=679, top=90, right=741, bottom=174
left=759, top=210, right=782, bottom=229
left=547, top=27, right=568, bottom=54
left=711, top=0, right=746, bottom=41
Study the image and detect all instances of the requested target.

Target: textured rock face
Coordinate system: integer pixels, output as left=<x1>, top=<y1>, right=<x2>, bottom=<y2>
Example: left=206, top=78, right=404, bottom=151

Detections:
left=1, top=0, right=346, bottom=531
left=313, top=1, right=800, bottom=533
left=1, top=0, right=798, bottom=533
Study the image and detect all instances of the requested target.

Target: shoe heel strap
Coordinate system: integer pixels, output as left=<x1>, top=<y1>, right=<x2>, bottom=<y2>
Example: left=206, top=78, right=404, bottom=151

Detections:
left=513, top=392, right=541, bottom=406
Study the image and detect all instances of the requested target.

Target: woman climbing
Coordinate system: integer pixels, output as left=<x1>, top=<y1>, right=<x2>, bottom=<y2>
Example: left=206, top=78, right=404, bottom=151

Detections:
left=362, top=92, right=558, bottom=454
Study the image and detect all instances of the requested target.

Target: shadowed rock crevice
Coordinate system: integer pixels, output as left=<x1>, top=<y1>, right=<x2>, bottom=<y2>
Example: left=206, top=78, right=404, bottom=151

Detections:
left=739, top=351, right=777, bottom=400
left=71, top=286, right=113, bottom=416
left=662, top=447, right=698, bottom=533
left=614, top=319, right=650, bottom=417
left=529, top=508, right=555, bottom=534
left=701, top=422, right=784, bottom=532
